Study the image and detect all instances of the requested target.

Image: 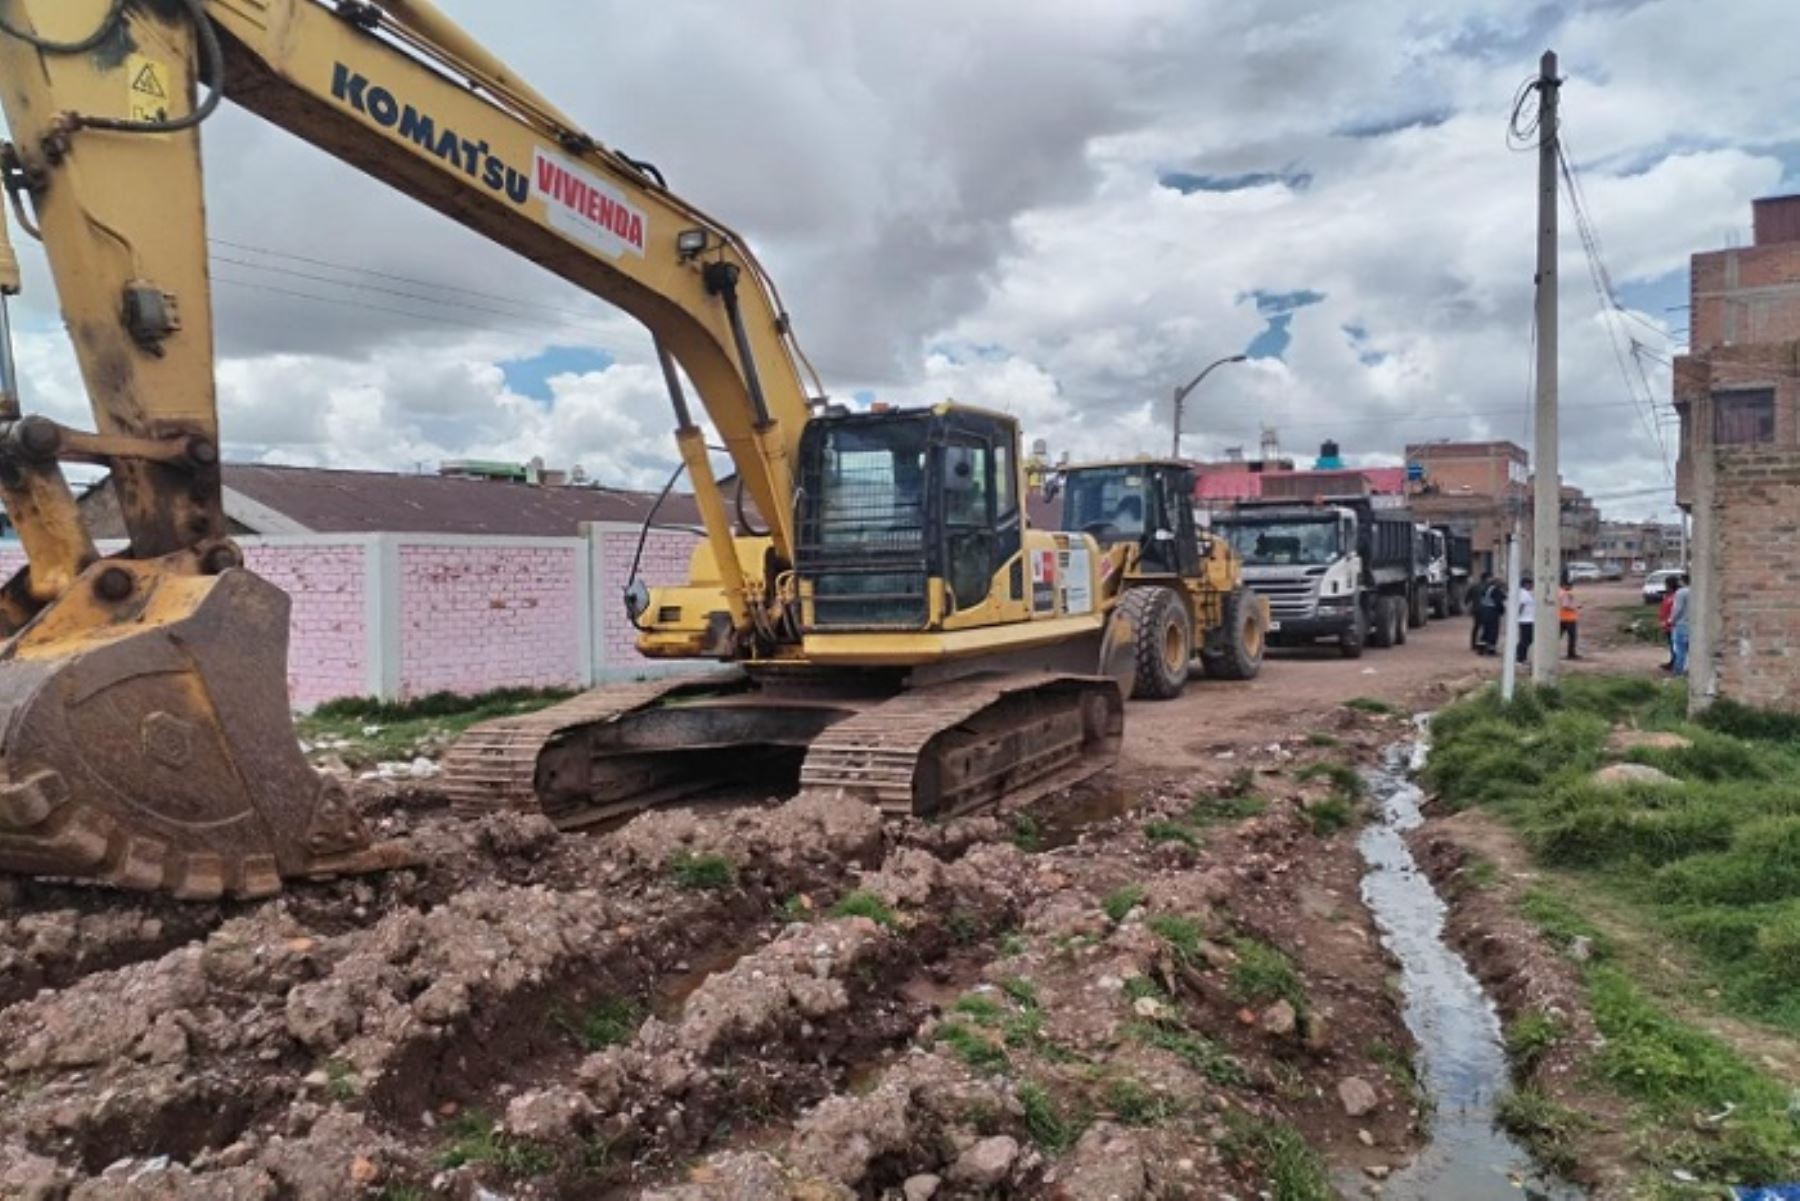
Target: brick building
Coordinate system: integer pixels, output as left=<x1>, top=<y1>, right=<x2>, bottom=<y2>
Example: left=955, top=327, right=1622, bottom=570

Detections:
left=1595, top=520, right=1682, bottom=571
left=1404, top=440, right=1530, bottom=576
left=1675, top=194, right=1800, bottom=712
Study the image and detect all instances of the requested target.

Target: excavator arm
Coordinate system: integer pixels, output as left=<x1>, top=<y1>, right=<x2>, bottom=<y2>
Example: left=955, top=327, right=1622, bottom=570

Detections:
left=0, top=0, right=820, bottom=895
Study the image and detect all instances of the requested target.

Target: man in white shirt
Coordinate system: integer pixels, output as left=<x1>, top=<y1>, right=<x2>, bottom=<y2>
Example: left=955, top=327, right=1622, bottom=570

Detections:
left=1515, top=577, right=1536, bottom=665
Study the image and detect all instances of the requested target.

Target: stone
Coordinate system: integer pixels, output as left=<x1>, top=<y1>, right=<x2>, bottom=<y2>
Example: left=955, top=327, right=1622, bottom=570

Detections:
left=950, top=1135, right=1020, bottom=1189
left=1568, top=936, right=1595, bottom=962
left=1592, top=763, right=1678, bottom=789
left=1364, top=1164, right=1391, bottom=1180
left=1302, top=1010, right=1330, bottom=1052
left=902, top=1174, right=942, bottom=1201
left=1057, top=1122, right=1147, bottom=1200
left=1338, top=1076, right=1380, bottom=1118
left=1357, top=1128, right=1375, bottom=1147
left=1260, top=999, right=1298, bottom=1037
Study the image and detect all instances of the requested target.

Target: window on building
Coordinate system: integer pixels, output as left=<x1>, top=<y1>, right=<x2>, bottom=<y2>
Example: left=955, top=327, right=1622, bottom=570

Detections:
left=1713, top=388, right=1776, bottom=446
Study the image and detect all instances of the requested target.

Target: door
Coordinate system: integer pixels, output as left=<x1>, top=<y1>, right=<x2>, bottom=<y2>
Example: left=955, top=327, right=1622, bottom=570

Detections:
left=942, top=437, right=996, bottom=611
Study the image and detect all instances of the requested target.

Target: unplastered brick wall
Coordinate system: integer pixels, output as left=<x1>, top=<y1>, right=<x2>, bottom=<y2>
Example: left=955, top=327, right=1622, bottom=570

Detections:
left=596, top=527, right=703, bottom=674
left=242, top=542, right=372, bottom=710
left=1712, top=447, right=1800, bottom=710
left=398, top=539, right=584, bottom=696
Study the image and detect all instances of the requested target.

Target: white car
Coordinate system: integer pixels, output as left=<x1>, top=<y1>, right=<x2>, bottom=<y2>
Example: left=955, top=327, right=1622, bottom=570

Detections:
left=1567, top=562, right=1603, bottom=584
left=1642, top=568, right=1684, bottom=604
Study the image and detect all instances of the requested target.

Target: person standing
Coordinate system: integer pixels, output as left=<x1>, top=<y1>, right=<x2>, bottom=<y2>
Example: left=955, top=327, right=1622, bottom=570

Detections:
left=1478, top=574, right=1505, bottom=655
left=1470, top=571, right=1493, bottom=652
left=1659, top=574, right=1680, bottom=671
left=1557, top=573, right=1582, bottom=660
left=1670, top=575, right=1692, bottom=677
left=1515, top=576, right=1536, bottom=665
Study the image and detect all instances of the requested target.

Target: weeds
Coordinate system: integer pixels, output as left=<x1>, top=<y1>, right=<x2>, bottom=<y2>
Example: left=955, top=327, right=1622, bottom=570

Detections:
left=935, top=1021, right=1009, bottom=1073
left=1189, top=793, right=1269, bottom=826
left=1018, top=1081, right=1085, bottom=1152
left=1296, top=760, right=1365, bottom=801
left=437, top=1111, right=555, bottom=1174
left=323, top=1057, right=357, bottom=1102
left=828, top=890, right=896, bottom=927
left=1304, top=797, right=1357, bottom=836
left=999, top=976, right=1039, bottom=1008
left=1105, top=1076, right=1180, bottom=1125
left=1128, top=1021, right=1246, bottom=1085
left=1503, top=1010, right=1567, bottom=1073
left=552, top=998, right=643, bottom=1051
left=667, top=851, right=736, bottom=891
left=1101, top=883, right=1146, bottom=924
left=999, top=931, right=1029, bottom=957
left=1010, top=813, right=1043, bottom=852
left=298, top=687, right=573, bottom=767
left=1305, top=731, right=1340, bottom=748
left=1220, top=1116, right=1332, bottom=1201
left=946, top=908, right=984, bottom=944
left=1147, top=914, right=1207, bottom=965
left=1228, top=936, right=1306, bottom=1013
left=952, top=993, right=1006, bottom=1024
left=1496, top=1088, right=1588, bottom=1175
left=1344, top=696, right=1397, bottom=715
left=1144, top=819, right=1200, bottom=849
left=777, top=893, right=813, bottom=921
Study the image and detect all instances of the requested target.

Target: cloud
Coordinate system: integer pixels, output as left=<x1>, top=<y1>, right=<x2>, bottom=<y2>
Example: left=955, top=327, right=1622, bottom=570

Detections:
left=3, top=0, right=1793, bottom=527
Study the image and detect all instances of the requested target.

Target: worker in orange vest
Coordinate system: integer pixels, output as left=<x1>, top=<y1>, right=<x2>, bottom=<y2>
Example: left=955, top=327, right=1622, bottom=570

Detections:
left=1557, top=573, right=1582, bottom=660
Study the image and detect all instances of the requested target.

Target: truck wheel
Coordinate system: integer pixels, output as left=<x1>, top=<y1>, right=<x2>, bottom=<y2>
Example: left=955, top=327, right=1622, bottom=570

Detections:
left=1408, top=588, right=1428, bottom=629
left=1201, top=587, right=1266, bottom=680
left=1123, top=586, right=1190, bottom=700
left=1338, top=605, right=1366, bottom=659
left=1393, top=595, right=1410, bottom=645
left=1430, top=592, right=1448, bottom=620
left=1447, top=587, right=1465, bottom=617
left=1367, top=597, right=1393, bottom=649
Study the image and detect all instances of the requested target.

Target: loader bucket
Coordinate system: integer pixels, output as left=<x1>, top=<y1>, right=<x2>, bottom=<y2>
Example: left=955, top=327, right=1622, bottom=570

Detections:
left=0, top=560, right=404, bottom=899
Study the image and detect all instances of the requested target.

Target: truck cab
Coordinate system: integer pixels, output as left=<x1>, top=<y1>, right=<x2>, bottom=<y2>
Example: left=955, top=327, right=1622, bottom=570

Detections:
left=1214, top=505, right=1365, bottom=654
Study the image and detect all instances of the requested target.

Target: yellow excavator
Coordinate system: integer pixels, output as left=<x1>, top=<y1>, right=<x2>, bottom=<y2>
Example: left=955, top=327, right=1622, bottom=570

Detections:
left=0, top=0, right=1137, bottom=897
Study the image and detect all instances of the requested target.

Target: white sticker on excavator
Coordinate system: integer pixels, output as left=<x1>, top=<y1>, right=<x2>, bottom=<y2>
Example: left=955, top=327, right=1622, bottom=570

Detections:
left=1059, top=547, right=1092, bottom=615
left=534, top=149, right=647, bottom=259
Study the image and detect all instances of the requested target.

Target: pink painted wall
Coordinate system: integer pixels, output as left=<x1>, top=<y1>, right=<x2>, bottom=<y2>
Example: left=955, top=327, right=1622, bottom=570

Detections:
left=242, top=543, right=370, bottom=710
left=597, top=528, right=701, bottom=675
left=399, top=541, right=583, bottom=697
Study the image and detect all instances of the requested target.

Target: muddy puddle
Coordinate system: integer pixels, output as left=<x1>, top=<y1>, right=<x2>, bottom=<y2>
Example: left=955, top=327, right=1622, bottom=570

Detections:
left=1354, top=735, right=1583, bottom=1200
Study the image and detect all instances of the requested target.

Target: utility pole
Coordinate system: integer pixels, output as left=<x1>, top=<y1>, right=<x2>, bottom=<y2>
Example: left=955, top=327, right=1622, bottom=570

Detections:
left=1501, top=521, right=1522, bottom=702
left=1530, top=49, right=1563, bottom=686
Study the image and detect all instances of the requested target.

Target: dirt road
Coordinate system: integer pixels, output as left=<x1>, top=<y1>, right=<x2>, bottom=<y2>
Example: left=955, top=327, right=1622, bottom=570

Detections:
left=0, top=586, right=1649, bottom=1200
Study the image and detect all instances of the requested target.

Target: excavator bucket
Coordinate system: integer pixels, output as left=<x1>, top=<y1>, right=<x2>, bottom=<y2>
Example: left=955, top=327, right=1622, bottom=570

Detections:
left=0, top=559, right=406, bottom=899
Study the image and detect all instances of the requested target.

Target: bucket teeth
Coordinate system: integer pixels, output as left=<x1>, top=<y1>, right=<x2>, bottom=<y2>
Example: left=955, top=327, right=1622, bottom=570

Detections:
left=0, top=562, right=407, bottom=899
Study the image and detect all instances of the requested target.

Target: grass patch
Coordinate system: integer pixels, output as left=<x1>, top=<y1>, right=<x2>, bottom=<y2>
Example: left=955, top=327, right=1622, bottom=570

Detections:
left=999, top=976, right=1039, bottom=1008
left=1147, top=915, right=1207, bottom=965
left=1304, top=731, right=1340, bottom=748
left=827, top=890, right=897, bottom=927
left=1128, top=1021, right=1246, bottom=1085
left=1104, top=1076, right=1180, bottom=1125
left=552, top=998, right=643, bottom=1051
left=1189, top=793, right=1270, bottom=826
left=667, top=851, right=736, bottom=891
left=1220, top=1117, right=1332, bottom=1201
left=1503, top=1009, right=1567, bottom=1073
left=437, top=1111, right=555, bottom=1174
left=1304, top=797, right=1357, bottom=836
left=1018, top=1081, right=1086, bottom=1152
left=1143, top=819, right=1200, bottom=849
left=1101, top=883, right=1146, bottom=924
left=1296, top=760, right=1365, bottom=800
left=1495, top=1087, right=1589, bottom=1175
left=935, top=1021, right=1010, bottom=1073
left=298, top=686, right=573, bottom=767
left=998, top=931, right=1028, bottom=957
left=1010, top=813, right=1043, bottom=852
left=1344, top=696, right=1398, bottom=715
left=1228, top=936, right=1306, bottom=1013
left=323, top=1057, right=357, bottom=1102
left=1121, top=975, right=1166, bottom=1004
left=953, top=993, right=1006, bottom=1024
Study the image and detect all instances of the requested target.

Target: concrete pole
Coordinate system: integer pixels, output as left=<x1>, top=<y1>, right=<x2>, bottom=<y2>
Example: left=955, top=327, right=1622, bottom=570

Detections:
left=1501, top=521, right=1521, bottom=702
left=1688, top=396, right=1718, bottom=714
left=1531, top=50, right=1563, bottom=686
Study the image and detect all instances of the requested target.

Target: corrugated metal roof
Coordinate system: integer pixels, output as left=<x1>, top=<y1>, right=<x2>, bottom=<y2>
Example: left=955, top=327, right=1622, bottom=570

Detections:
left=220, top=464, right=711, bottom=536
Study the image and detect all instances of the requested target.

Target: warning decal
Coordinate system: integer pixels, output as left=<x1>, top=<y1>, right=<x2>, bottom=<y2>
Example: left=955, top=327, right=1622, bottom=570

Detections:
left=127, top=55, right=172, bottom=123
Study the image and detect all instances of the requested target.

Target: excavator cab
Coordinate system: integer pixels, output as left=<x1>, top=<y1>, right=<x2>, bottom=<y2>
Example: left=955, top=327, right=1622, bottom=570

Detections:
left=796, top=405, right=1024, bottom=629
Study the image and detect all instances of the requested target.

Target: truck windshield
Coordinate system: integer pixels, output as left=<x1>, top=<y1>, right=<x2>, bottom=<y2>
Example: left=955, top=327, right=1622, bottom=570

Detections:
left=1221, top=520, right=1339, bottom=566
left=1059, top=468, right=1149, bottom=539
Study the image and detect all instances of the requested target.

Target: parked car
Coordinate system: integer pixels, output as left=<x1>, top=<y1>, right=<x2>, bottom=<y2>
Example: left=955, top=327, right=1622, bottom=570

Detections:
left=1567, top=562, right=1603, bottom=584
left=1600, top=562, right=1625, bottom=581
left=1642, top=568, right=1684, bottom=604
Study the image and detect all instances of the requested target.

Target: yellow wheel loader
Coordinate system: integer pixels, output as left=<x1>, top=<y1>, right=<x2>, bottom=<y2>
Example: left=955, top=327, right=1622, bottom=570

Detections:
left=0, top=0, right=1137, bottom=895
left=1053, top=460, right=1268, bottom=699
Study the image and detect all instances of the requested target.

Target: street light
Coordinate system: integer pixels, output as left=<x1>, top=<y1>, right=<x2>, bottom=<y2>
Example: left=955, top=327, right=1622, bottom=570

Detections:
left=1171, top=354, right=1248, bottom=459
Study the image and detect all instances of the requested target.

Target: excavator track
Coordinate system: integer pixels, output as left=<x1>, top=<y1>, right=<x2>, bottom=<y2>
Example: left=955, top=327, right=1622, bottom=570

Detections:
left=442, top=671, right=754, bottom=828
left=799, top=673, right=1124, bottom=818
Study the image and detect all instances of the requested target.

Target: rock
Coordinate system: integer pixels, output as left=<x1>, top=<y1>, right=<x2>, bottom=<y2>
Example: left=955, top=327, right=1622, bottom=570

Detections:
left=1592, top=763, right=1678, bottom=789
left=902, top=1174, right=942, bottom=1201
left=1364, top=1164, right=1391, bottom=1180
left=1357, top=1128, right=1375, bottom=1147
left=950, top=1135, right=1020, bottom=1189
left=1056, top=1122, right=1147, bottom=1200
left=1260, top=999, right=1298, bottom=1037
left=1608, top=728, right=1691, bottom=753
left=1568, top=935, right=1595, bottom=962
left=1131, top=995, right=1167, bottom=1020
left=1302, top=1010, right=1329, bottom=1052
left=504, top=1087, right=593, bottom=1141
left=1338, top=1076, right=1380, bottom=1118
left=349, top=1156, right=379, bottom=1186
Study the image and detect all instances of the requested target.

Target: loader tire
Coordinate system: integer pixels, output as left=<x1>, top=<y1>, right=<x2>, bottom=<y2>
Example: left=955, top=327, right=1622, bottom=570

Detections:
left=1339, top=605, right=1366, bottom=659
left=1201, top=587, right=1266, bottom=681
left=1124, top=586, right=1191, bottom=700
left=1367, top=597, right=1393, bottom=649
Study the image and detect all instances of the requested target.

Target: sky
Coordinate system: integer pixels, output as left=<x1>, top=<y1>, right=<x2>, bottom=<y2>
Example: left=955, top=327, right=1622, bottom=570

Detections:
left=7, top=0, right=1800, bottom=523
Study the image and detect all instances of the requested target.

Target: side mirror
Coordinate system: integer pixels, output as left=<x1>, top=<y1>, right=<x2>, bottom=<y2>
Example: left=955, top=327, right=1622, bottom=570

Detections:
left=624, top=578, right=650, bottom=622
left=1042, top=473, right=1061, bottom=501
left=1153, top=528, right=1177, bottom=542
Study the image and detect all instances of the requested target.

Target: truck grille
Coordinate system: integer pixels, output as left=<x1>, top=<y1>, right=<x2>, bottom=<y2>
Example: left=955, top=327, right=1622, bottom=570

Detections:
left=1246, top=577, right=1321, bottom=620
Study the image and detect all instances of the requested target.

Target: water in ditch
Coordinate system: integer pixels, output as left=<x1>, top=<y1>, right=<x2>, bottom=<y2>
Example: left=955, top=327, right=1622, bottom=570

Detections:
left=1353, top=735, right=1584, bottom=1200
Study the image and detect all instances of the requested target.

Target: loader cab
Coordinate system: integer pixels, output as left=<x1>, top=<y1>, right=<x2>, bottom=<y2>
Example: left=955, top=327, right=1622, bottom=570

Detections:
left=795, top=404, right=1023, bottom=629
left=1057, top=461, right=1200, bottom=576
